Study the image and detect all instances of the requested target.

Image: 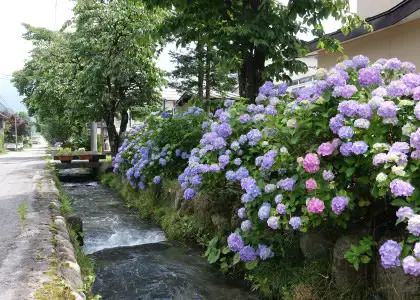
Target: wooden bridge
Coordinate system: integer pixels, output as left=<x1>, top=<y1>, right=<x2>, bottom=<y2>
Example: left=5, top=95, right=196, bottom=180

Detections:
left=52, top=153, right=111, bottom=171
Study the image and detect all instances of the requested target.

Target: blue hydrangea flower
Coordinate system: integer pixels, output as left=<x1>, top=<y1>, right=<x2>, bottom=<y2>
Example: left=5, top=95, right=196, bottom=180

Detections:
left=241, top=220, right=252, bottom=232
left=257, top=244, right=274, bottom=260
left=227, top=233, right=244, bottom=252
left=239, top=246, right=257, bottom=262
left=258, top=202, right=271, bottom=220
left=153, top=176, right=161, bottom=184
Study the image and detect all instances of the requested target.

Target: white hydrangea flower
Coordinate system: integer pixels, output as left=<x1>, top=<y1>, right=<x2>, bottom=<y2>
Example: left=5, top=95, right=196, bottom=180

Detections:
left=376, top=172, right=388, bottom=183
left=368, top=96, right=385, bottom=109
left=392, top=166, right=406, bottom=177
left=286, top=119, right=297, bottom=128
left=402, top=123, right=416, bottom=136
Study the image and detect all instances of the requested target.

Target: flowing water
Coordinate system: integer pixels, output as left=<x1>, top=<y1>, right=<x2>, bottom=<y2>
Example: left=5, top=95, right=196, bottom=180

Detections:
left=60, top=170, right=257, bottom=300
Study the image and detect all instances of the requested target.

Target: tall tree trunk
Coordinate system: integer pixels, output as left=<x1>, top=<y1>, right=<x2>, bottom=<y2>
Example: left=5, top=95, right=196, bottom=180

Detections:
left=119, top=109, right=129, bottom=137
left=205, top=44, right=211, bottom=99
left=196, top=38, right=204, bottom=99
left=240, top=0, right=266, bottom=102
left=105, top=114, right=119, bottom=155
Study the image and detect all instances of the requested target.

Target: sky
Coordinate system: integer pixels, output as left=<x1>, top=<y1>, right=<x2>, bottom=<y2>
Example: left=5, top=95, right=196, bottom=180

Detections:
left=0, top=0, right=356, bottom=112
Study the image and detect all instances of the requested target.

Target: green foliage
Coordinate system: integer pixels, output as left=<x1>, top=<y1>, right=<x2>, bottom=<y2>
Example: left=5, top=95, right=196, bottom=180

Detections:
left=17, top=202, right=27, bottom=225
left=148, top=0, right=366, bottom=99
left=0, top=129, right=4, bottom=153
left=344, top=236, right=375, bottom=271
left=169, top=45, right=237, bottom=97
left=13, top=1, right=166, bottom=153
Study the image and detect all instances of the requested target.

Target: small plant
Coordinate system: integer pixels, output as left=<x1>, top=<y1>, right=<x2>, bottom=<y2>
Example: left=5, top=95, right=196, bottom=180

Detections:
left=75, top=148, right=87, bottom=154
left=18, top=202, right=27, bottom=225
left=344, top=236, right=375, bottom=270
left=57, top=148, right=72, bottom=156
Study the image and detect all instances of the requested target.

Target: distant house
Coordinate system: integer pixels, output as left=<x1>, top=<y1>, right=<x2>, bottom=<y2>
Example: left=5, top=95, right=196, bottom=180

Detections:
left=310, top=0, right=420, bottom=68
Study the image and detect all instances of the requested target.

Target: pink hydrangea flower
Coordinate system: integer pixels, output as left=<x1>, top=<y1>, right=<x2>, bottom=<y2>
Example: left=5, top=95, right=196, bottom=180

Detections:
left=306, top=178, right=318, bottom=191
left=307, top=197, right=325, bottom=214
left=303, top=153, right=320, bottom=173
left=317, top=142, right=335, bottom=156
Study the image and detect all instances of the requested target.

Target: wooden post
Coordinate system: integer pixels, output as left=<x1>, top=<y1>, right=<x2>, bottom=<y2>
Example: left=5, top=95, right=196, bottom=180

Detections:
left=101, top=120, right=105, bottom=154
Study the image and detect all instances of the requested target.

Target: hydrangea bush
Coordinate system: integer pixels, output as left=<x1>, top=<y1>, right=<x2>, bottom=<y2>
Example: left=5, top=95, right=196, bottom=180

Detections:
left=113, top=107, right=209, bottom=188
left=177, top=56, right=420, bottom=275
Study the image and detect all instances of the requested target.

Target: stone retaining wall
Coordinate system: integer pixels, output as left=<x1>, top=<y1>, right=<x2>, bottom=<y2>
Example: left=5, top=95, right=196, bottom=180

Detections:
left=39, top=171, right=86, bottom=300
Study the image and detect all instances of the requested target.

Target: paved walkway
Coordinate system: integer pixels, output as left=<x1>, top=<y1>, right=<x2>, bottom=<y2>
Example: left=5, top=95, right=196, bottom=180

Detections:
left=0, top=144, right=52, bottom=299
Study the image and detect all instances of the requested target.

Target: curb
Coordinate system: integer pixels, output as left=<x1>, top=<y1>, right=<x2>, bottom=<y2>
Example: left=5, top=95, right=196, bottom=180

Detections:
left=42, top=173, right=86, bottom=300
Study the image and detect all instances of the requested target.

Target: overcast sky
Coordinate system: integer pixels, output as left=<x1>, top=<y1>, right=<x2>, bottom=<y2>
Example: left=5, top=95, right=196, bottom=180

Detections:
left=0, top=0, right=356, bottom=112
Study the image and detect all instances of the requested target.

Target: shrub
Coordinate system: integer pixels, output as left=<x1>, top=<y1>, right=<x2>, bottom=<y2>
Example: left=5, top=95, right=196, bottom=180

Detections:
left=113, top=107, right=209, bottom=188
left=177, top=56, right=420, bottom=275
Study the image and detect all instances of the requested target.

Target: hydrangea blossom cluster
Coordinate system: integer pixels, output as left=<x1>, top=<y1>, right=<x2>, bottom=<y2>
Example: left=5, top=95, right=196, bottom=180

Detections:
left=118, top=56, right=420, bottom=271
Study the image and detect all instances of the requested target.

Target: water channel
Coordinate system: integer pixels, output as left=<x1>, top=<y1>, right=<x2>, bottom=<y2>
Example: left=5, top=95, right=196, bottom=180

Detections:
left=59, top=170, right=256, bottom=300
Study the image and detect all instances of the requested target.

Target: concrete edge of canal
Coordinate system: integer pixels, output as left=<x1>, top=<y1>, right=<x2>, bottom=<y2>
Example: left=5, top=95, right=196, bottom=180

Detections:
left=34, top=168, right=86, bottom=300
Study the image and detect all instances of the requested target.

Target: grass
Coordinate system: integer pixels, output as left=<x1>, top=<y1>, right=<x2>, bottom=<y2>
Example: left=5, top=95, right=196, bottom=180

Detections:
left=17, top=202, right=27, bottom=225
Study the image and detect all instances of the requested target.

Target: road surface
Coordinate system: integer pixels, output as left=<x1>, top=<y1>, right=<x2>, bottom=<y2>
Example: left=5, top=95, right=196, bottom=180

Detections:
left=0, top=144, right=52, bottom=299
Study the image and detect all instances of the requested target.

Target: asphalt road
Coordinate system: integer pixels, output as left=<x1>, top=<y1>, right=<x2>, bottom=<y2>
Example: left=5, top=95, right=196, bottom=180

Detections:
left=0, top=144, right=52, bottom=299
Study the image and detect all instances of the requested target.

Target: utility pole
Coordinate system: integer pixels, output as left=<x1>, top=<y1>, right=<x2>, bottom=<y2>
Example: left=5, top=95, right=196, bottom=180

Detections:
left=15, top=114, right=17, bottom=151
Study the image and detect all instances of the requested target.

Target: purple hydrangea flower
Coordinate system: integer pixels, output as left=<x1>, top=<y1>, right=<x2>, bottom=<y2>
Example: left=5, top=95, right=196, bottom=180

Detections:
left=331, top=196, right=349, bottom=215
left=159, top=158, right=167, bottom=166
left=258, top=202, right=271, bottom=220
left=233, top=158, right=242, bottom=166
left=401, top=73, right=420, bottom=89
left=338, top=126, right=354, bottom=139
left=357, top=104, right=373, bottom=119
left=235, top=167, right=249, bottom=180
left=241, top=220, right=252, bottom=232
left=413, top=87, right=420, bottom=101
left=184, top=188, right=196, bottom=200
left=240, top=246, right=257, bottom=262
left=390, top=142, right=410, bottom=154
left=403, top=61, right=416, bottom=72
left=379, top=240, right=402, bottom=268
left=414, top=243, right=420, bottom=258
left=278, top=178, right=297, bottom=191
left=257, top=244, right=274, bottom=260
left=373, top=153, right=388, bottom=166
left=239, top=114, right=251, bottom=124
left=410, top=129, right=420, bottom=149
left=202, top=121, right=210, bottom=130
left=153, top=176, right=161, bottom=184
left=384, top=58, right=402, bottom=70
left=323, top=170, right=335, bottom=181
left=329, top=114, right=346, bottom=134
left=396, top=206, right=414, bottom=221
left=190, top=175, right=202, bottom=187
left=252, top=113, right=266, bottom=123
left=326, top=72, right=346, bottom=87
left=218, top=155, right=230, bottom=169
left=340, top=142, right=354, bottom=157
left=289, top=216, right=302, bottom=230
left=352, top=141, right=369, bottom=155
left=267, top=216, right=279, bottom=229
left=228, top=233, right=244, bottom=251
left=247, top=129, right=262, bottom=146
left=333, top=85, right=357, bottom=98
left=338, top=100, right=359, bottom=117
left=238, top=207, right=247, bottom=219
left=402, top=256, right=420, bottom=276
left=390, top=179, right=415, bottom=197
left=224, top=99, right=235, bottom=107
left=276, top=203, right=286, bottom=215
left=278, top=83, right=288, bottom=95
left=238, top=135, right=248, bottom=145
left=412, top=150, right=420, bottom=160
left=265, top=105, right=277, bottom=116
left=372, top=87, right=388, bottom=97
left=358, top=67, right=383, bottom=87
left=259, top=81, right=275, bottom=96
left=216, top=123, right=233, bottom=138
left=387, top=80, right=409, bottom=97
left=378, top=101, right=397, bottom=118
left=352, top=55, right=369, bottom=68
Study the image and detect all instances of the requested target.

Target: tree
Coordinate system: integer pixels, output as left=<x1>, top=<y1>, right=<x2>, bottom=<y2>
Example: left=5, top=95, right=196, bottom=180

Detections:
left=169, top=45, right=237, bottom=98
left=145, top=0, right=366, bottom=100
left=13, top=1, right=166, bottom=153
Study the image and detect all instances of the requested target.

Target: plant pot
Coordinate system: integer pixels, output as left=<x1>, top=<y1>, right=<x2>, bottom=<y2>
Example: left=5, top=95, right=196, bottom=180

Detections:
left=58, top=156, right=73, bottom=163
left=78, top=154, right=92, bottom=160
